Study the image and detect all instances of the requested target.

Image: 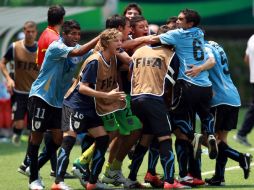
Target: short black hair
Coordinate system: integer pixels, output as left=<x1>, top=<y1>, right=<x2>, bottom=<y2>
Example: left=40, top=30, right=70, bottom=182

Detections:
left=166, top=16, right=177, bottom=25
left=123, top=3, right=142, bottom=15
left=130, top=15, right=146, bottom=27
left=62, top=20, right=80, bottom=34
left=48, top=5, right=65, bottom=26
left=180, top=8, right=201, bottom=27
left=106, top=14, right=128, bottom=29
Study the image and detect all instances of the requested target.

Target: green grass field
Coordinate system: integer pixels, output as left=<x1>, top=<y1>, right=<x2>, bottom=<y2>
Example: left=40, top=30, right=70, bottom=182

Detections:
left=0, top=108, right=253, bottom=190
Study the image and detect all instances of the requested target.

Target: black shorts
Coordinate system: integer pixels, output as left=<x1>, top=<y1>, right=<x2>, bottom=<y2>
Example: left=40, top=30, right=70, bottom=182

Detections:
left=171, top=80, right=212, bottom=115
left=27, top=96, right=62, bottom=132
left=210, top=105, right=239, bottom=132
left=11, top=92, right=28, bottom=121
left=171, top=80, right=212, bottom=120
left=131, top=98, right=172, bottom=137
left=61, top=105, right=103, bottom=133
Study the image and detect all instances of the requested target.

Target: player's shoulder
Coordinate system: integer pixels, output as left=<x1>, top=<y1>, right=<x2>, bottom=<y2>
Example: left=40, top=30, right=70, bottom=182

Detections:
left=161, top=28, right=180, bottom=37
left=38, top=28, right=59, bottom=42
left=49, top=39, right=66, bottom=49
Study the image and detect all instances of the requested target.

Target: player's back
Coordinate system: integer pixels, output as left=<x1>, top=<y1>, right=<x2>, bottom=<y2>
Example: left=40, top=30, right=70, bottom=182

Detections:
left=206, top=41, right=240, bottom=106
left=36, top=27, right=59, bottom=66
left=160, top=27, right=211, bottom=87
left=131, top=45, right=174, bottom=97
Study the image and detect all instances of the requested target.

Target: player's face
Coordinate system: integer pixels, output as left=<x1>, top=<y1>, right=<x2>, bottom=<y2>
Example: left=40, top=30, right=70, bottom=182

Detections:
left=131, top=20, right=149, bottom=38
left=108, top=35, right=123, bottom=55
left=63, top=28, right=81, bottom=47
left=24, top=26, right=37, bottom=42
left=119, top=20, right=131, bottom=40
left=176, top=12, right=193, bottom=29
left=125, top=8, right=140, bottom=19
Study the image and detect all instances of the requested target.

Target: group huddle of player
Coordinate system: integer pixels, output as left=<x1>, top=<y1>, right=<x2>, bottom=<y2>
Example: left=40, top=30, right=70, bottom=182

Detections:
left=0, top=3, right=252, bottom=190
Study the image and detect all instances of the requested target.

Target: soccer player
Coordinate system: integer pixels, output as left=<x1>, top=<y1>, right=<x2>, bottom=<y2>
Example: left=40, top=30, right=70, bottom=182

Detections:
left=99, top=14, right=143, bottom=186
left=186, top=40, right=253, bottom=185
left=27, top=20, right=98, bottom=190
left=51, top=28, right=126, bottom=190
left=0, top=21, right=38, bottom=146
left=146, top=8, right=218, bottom=185
left=126, top=15, right=166, bottom=187
left=36, top=4, right=69, bottom=179
left=71, top=14, right=145, bottom=187
left=17, top=5, right=73, bottom=179
left=202, top=41, right=253, bottom=185
left=124, top=26, right=188, bottom=189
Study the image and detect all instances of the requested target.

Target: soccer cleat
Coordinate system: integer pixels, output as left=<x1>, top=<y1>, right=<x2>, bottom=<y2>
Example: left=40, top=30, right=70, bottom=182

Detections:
left=50, top=170, right=76, bottom=179
left=18, top=163, right=30, bottom=177
left=233, top=134, right=252, bottom=147
left=101, top=169, right=126, bottom=186
left=240, top=153, right=253, bottom=179
left=187, top=174, right=205, bottom=186
left=144, top=171, right=164, bottom=188
left=86, top=181, right=110, bottom=190
left=207, top=135, right=218, bottom=159
left=72, top=159, right=88, bottom=178
left=164, top=180, right=191, bottom=189
left=178, top=175, right=194, bottom=186
left=192, top=133, right=203, bottom=160
left=72, top=159, right=90, bottom=186
left=29, top=179, right=44, bottom=190
left=205, top=175, right=225, bottom=186
left=12, top=134, right=21, bottom=146
left=124, top=178, right=146, bottom=189
left=51, top=182, right=72, bottom=190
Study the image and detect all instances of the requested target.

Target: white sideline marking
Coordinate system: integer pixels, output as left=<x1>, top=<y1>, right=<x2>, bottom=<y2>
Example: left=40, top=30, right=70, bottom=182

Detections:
left=202, top=163, right=254, bottom=176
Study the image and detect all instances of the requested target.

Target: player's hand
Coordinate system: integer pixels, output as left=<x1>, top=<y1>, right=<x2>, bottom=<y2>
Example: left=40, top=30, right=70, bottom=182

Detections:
left=185, top=64, right=202, bottom=77
left=107, top=87, right=126, bottom=101
left=140, top=35, right=155, bottom=44
left=6, top=78, right=15, bottom=95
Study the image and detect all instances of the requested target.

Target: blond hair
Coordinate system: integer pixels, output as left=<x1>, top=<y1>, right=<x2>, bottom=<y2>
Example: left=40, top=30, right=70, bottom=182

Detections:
left=100, top=28, right=122, bottom=49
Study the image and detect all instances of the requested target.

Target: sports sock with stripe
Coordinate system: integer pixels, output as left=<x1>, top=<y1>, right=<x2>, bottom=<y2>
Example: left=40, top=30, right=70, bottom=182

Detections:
left=147, top=139, right=159, bottom=175
left=89, top=135, right=109, bottom=184
left=55, top=136, right=76, bottom=183
left=175, top=139, right=189, bottom=178
left=128, top=143, right=148, bottom=181
left=159, top=139, right=174, bottom=184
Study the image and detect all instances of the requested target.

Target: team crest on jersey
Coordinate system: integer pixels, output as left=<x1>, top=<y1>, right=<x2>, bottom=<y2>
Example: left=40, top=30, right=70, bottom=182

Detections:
left=70, top=57, right=80, bottom=65
left=79, top=114, right=84, bottom=120
left=73, top=121, right=80, bottom=129
left=34, top=121, right=41, bottom=129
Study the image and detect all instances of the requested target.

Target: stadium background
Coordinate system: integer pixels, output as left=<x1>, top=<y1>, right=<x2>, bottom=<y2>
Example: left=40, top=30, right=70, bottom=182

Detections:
left=0, top=0, right=253, bottom=104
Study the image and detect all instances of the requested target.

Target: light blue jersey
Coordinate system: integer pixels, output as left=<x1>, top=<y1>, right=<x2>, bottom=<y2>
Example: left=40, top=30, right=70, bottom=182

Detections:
left=205, top=41, right=241, bottom=107
left=159, top=27, right=211, bottom=87
left=29, top=38, right=92, bottom=108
